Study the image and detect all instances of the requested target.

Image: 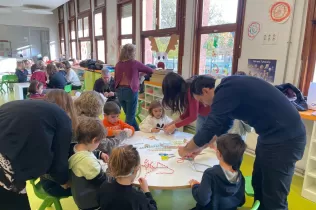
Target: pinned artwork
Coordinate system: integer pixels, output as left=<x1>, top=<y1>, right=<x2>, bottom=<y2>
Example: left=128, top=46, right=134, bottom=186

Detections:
left=248, top=22, right=261, bottom=40
left=269, top=1, right=291, bottom=24
left=142, top=159, right=174, bottom=177
left=148, top=34, right=179, bottom=69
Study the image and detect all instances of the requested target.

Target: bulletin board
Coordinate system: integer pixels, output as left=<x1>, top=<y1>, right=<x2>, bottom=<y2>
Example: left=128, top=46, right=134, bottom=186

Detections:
left=0, top=40, right=12, bottom=57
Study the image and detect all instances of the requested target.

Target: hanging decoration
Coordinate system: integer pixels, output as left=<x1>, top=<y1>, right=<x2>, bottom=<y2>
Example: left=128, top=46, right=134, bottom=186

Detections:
left=269, top=1, right=291, bottom=24
left=248, top=22, right=261, bottom=40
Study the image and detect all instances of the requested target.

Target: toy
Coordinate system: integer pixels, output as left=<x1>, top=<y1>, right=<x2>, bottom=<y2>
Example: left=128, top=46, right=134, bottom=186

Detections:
left=142, top=159, right=174, bottom=177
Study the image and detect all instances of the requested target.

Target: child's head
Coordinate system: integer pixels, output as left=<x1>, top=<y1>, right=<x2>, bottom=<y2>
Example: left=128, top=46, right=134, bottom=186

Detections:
left=109, top=145, right=140, bottom=180
left=216, top=134, right=246, bottom=169
left=31, top=63, right=42, bottom=74
left=62, top=61, right=71, bottom=70
left=29, top=80, right=43, bottom=95
left=56, top=62, right=65, bottom=70
left=75, top=91, right=105, bottom=118
left=76, top=116, right=107, bottom=151
left=45, top=89, right=78, bottom=131
left=23, top=59, right=32, bottom=69
left=148, top=100, right=164, bottom=119
left=16, top=61, right=25, bottom=70
left=103, top=101, right=121, bottom=124
left=46, top=63, right=58, bottom=76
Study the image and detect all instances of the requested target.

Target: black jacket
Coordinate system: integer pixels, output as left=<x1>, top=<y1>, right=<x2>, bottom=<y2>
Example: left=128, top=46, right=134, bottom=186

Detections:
left=15, top=69, right=28, bottom=82
left=47, top=72, right=67, bottom=89
left=0, top=100, right=72, bottom=185
left=93, top=77, right=116, bottom=100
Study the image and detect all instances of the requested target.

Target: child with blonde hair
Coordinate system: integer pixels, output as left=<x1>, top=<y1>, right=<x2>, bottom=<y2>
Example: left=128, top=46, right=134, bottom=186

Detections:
left=99, top=145, right=157, bottom=210
left=140, top=100, right=173, bottom=133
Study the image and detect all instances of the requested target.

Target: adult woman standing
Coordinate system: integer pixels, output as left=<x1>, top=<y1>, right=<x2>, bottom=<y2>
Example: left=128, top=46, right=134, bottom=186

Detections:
left=162, top=72, right=210, bottom=134
left=0, top=100, right=72, bottom=210
left=115, top=44, right=153, bottom=130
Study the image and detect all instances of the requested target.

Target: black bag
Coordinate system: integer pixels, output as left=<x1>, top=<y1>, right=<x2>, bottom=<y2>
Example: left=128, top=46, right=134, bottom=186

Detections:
left=275, top=83, right=308, bottom=111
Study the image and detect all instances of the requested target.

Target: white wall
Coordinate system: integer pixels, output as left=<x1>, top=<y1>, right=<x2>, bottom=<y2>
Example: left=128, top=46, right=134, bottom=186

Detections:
left=0, top=12, right=59, bottom=60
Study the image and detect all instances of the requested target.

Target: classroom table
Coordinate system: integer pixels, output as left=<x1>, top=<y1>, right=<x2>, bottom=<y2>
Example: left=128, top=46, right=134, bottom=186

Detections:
left=14, top=82, right=29, bottom=100
left=122, top=131, right=218, bottom=190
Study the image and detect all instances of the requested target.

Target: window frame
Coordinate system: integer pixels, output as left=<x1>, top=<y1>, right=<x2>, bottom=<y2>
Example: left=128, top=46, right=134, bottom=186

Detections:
left=95, top=0, right=106, bottom=10
left=58, top=6, right=66, bottom=57
left=140, top=0, right=185, bottom=75
left=68, top=18, right=77, bottom=59
left=94, top=3, right=107, bottom=62
left=68, top=0, right=76, bottom=19
left=78, top=12, right=93, bottom=60
left=77, top=0, right=92, bottom=15
left=117, top=0, right=136, bottom=48
left=192, top=0, right=246, bottom=76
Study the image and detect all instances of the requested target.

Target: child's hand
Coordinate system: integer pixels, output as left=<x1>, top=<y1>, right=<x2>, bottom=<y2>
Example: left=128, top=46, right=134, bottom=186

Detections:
left=101, top=153, right=109, bottom=163
left=108, top=92, right=115, bottom=97
left=61, top=182, right=70, bottom=189
left=189, top=179, right=200, bottom=187
left=151, top=128, right=160, bottom=133
left=164, top=124, right=176, bottom=135
left=138, top=177, right=150, bottom=192
left=114, top=130, right=124, bottom=136
left=123, top=128, right=133, bottom=137
left=104, top=92, right=109, bottom=97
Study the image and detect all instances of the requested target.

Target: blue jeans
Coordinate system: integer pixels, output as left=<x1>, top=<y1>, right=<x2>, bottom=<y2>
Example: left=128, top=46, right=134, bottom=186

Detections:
left=117, top=87, right=139, bottom=131
left=196, top=115, right=208, bottom=133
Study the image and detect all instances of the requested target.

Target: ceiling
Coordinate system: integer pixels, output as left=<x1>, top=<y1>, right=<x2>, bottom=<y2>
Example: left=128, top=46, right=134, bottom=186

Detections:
left=0, top=0, right=69, bottom=14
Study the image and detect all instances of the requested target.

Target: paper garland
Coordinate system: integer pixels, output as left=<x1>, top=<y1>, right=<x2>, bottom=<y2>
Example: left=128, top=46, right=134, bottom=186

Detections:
left=248, top=22, right=261, bottom=40
left=270, top=1, right=291, bottom=24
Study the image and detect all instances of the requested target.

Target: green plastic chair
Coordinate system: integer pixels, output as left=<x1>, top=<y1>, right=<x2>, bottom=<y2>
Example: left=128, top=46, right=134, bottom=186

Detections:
left=2, top=74, right=18, bottom=91
left=0, top=79, right=5, bottom=93
left=245, top=176, right=254, bottom=197
left=250, top=200, right=260, bottom=210
left=136, top=100, right=145, bottom=123
left=29, top=179, right=67, bottom=210
left=64, top=84, right=72, bottom=93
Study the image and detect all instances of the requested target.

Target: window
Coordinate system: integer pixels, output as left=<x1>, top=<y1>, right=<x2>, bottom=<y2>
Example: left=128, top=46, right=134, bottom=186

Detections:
left=69, top=19, right=77, bottom=59
left=95, top=0, right=106, bottom=9
left=80, top=41, right=91, bottom=60
left=194, top=0, right=245, bottom=76
left=118, top=1, right=135, bottom=48
left=58, top=6, right=64, bottom=21
left=78, top=0, right=91, bottom=14
left=68, top=0, right=75, bottom=18
left=78, top=15, right=90, bottom=38
left=78, top=13, right=92, bottom=60
left=140, top=0, right=185, bottom=74
left=94, top=3, right=106, bottom=62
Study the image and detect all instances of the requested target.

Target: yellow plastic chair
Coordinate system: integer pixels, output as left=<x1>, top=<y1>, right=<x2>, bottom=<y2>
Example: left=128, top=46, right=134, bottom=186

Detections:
left=29, top=179, right=67, bottom=210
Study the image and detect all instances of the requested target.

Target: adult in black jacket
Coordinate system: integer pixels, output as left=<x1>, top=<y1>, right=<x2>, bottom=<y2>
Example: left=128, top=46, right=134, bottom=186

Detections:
left=178, top=75, right=306, bottom=210
left=47, top=63, right=67, bottom=89
left=0, top=100, right=72, bottom=210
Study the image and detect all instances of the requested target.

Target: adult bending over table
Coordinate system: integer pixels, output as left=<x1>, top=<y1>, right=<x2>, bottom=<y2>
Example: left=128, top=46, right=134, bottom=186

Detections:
left=115, top=44, right=153, bottom=131
left=178, top=75, right=306, bottom=210
left=162, top=72, right=210, bottom=134
left=0, top=100, right=72, bottom=210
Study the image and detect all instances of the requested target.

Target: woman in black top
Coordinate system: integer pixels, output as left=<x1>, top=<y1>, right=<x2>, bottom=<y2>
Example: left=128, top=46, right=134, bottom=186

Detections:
left=47, top=63, right=67, bottom=89
left=0, top=100, right=72, bottom=210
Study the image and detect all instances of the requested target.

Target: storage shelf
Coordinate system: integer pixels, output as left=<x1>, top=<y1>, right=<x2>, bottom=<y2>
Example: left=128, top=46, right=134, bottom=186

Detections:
left=142, top=107, right=148, bottom=111
left=307, top=169, right=316, bottom=178
left=153, top=94, right=163, bottom=98
left=311, top=156, right=316, bottom=161
left=139, top=98, right=145, bottom=101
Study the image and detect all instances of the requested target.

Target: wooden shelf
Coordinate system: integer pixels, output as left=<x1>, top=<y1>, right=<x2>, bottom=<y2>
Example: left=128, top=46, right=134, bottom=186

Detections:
left=302, top=184, right=316, bottom=203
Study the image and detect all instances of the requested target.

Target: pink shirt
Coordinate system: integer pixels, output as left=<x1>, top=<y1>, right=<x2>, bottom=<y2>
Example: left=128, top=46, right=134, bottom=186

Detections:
left=115, top=60, right=153, bottom=93
left=175, top=91, right=211, bottom=128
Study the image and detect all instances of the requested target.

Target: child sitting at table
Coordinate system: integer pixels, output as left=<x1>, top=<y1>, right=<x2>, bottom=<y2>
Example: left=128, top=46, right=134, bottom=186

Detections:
left=189, top=134, right=246, bottom=210
left=99, top=145, right=157, bottom=210
left=103, top=101, right=135, bottom=138
left=15, top=61, right=28, bottom=83
left=31, top=63, right=47, bottom=88
left=69, top=116, right=108, bottom=210
left=28, top=80, right=45, bottom=99
left=140, top=100, right=173, bottom=133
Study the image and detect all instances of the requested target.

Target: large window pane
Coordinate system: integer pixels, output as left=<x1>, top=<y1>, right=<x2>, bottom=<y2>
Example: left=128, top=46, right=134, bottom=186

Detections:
left=81, top=41, right=91, bottom=60
left=198, top=32, right=235, bottom=75
left=121, top=39, right=133, bottom=46
left=78, top=19, right=83, bottom=38
left=159, top=0, right=176, bottom=29
left=97, top=40, right=105, bottom=62
left=61, top=41, right=65, bottom=55
left=59, top=7, right=64, bottom=21
left=83, top=17, right=89, bottom=37
left=202, top=0, right=238, bottom=26
left=121, top=3, right=133, bottom=35
left=59, top=24, right=64, bottom=40
left=142, top=0, right=156, bottom=31
left=69, top=1, right=75, bottom=17
left=70, top=20, right=76, bottom=39
left=78, top=0, right=90, bottom=13
left=95, top=13, right=103, bottom=36
left=144, top=36, right=178, bottom=72
left=71, top=41, right=77, bottom=59
left=96, top=0, right=105, bottom=7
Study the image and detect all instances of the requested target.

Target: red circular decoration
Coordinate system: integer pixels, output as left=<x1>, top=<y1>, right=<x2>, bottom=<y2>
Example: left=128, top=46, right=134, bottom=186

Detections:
left=270, top=2, right=291, bottom=23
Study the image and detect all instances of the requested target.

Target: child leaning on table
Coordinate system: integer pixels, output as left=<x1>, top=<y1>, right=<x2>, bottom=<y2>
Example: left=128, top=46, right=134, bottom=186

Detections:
left=139, top=100, right=173, bottom=133
left=189, top=134, right=246, bottom=210
left=69, top=116, right=108, bottom=210
left=99, top=145, right=157, bottom=210
left=103, top=101, right=135, bottom=137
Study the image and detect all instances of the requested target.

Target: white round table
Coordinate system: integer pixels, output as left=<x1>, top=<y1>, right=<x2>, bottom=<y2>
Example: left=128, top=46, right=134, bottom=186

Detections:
left=122, top=131, right=219, bottom=190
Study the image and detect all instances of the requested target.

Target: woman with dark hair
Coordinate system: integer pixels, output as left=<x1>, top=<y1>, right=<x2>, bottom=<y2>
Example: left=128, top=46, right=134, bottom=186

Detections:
left=162, top=72, right=210, bottom=134
left=47, top=63, right=67, bottom=89
left=0, top=100, right=72, bottom=210
left=115, top=44, right=153, bottom=131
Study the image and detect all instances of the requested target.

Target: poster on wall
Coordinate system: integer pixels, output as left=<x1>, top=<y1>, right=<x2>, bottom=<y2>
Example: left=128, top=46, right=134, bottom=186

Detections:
left=269, top=1, right=291, bottom=24
left=248, top=22, right=261, bottom=40
left=247, top=59, right=277, bottom=83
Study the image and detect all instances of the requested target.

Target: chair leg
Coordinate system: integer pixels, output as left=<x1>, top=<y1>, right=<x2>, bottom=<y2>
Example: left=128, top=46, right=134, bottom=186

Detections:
left=38, top=198, right=54, bottom=210
left=52, top=198, right=63, bottom=210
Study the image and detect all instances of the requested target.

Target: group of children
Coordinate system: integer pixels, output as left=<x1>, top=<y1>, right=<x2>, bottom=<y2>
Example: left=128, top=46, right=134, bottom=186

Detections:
left=35, top=87, right=247, bottom=210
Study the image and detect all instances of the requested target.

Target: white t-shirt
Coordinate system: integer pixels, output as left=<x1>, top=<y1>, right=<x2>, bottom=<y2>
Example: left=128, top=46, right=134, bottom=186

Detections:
left=67, top=69, right=81, bottom=86
left=139, top=115, right=173, bottom=133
